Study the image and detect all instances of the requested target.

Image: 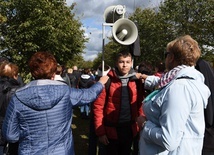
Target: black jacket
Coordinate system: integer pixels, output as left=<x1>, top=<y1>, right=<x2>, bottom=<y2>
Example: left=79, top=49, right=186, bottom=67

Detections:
left=196, top=58, right=214, bottom=151
left=0, top=77, right=20, bottom=145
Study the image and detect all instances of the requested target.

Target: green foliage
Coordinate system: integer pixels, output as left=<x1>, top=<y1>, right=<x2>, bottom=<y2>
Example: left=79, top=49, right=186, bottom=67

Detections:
left=92, top=39, right=124, bottom=69
left=65, top=54, right=93, bottom=69
left=101, top=0, right=214, bottom=68
left=130, top=8, right=167, bottom=65
left=159, top=0, right=214, bottom=57
left=0, top=0, right=87, bottom=81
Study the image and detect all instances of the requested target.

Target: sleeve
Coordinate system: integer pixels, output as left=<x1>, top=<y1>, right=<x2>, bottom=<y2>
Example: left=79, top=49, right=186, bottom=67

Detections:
left=2, top=97, right=20, bottom=143
left=69, top=81, right=104, bottom=106
left=142, top=83, right=192, bottom=151
left=92, top=88, right=107, bottom=136
left=144, top=75, right=160, bottom=90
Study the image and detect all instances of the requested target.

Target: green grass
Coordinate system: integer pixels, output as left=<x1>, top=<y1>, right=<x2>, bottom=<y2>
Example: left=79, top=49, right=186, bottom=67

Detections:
left=72, top=107, right=91, bottom=155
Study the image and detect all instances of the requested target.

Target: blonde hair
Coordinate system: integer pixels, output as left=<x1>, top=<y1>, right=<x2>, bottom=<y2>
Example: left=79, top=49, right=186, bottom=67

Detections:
left=0, top=62, right=19, bottom=79
left=67, top=68, right=73, bottom=74
left=166, top=35, right=201, bottom=66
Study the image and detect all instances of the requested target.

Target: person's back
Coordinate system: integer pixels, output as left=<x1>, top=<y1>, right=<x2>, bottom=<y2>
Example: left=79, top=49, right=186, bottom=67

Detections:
left=67, top=72, right=76, bottom=88
left=8, top=81, right=74, bottom=154
left=0, top=62, right=21, bottom=155
left=2, top=52, right=109, bottom=155
left=70, top=66, right=81, bottom=88
left=78, top=68, right=95, bottom=118
left=195, top=58, right=214, bottom=155
left=67, top=66, right=80, bottom=88
left=78, top=69, right=94, bottom=89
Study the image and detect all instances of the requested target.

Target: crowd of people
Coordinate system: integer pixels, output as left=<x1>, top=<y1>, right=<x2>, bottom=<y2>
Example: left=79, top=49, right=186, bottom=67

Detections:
left=0, top=34, right=213, bottom=155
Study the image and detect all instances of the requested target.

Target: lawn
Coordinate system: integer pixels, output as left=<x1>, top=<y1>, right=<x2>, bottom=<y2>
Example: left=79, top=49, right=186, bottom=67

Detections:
left=72, top=107, right=137, bottom=155
left=72, top=107, right=91, bottom=155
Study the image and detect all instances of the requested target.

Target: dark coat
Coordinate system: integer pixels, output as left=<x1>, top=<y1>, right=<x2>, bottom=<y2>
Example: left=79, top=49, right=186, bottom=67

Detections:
left=196, top=58, right=214, bottom=151
left=0, top=77, right=20, bottom=145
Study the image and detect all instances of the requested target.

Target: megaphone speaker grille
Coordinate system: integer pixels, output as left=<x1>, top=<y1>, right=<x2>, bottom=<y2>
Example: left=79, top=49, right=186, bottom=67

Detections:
left=112, top=18, right=138, bottom=45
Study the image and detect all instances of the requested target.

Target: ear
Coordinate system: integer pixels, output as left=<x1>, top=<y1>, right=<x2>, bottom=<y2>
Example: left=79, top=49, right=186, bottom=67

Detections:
left=168, top=53, right=174, bottom=64
left=168, top=53, right=179, bottom=69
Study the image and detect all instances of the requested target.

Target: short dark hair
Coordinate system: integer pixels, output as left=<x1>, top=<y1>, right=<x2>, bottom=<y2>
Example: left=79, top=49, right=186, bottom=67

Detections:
left=138, top=61, right=154, bottom=75
left=83, top=68, right=90, bottom=74
left=155, top=62, right=165, bottom=72
left=116, top=50, right=132, bottom=61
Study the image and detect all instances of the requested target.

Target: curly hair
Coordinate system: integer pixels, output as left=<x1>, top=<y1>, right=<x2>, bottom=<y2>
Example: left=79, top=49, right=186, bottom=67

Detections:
left=28, top=52, right=57, bottom=79
left=166, top=35, right=201, bottom=66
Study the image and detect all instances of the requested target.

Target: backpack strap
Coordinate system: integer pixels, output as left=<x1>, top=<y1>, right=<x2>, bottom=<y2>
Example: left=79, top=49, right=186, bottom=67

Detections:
left=104, top=78, right=111, bottom=109
left=105, top=78, right=111, bottom=93
left=176, top=76, right=194, bottom=80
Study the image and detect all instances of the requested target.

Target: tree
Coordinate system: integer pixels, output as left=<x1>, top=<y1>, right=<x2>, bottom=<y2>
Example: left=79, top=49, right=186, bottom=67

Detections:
left=159, top=0, right=214, bottom=61
left=92, top=38, right=124, bottom=69
left=129, top=8, right=167, bottom=66
left=100, top=0, right=214, bottom=68
left=0, top=0, right=87, bottom=80
left=65, top=54, right=94, bottom=70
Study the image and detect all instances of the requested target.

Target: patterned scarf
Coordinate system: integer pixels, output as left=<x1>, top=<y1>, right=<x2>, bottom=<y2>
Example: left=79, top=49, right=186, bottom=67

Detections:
left=159, top=65, right=187, bottom=88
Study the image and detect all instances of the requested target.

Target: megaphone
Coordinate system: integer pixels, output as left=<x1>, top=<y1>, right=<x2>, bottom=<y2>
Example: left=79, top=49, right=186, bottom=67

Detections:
left=104, top=5, right=126, bottom=23
left=112, top=18, right=138, bottom=45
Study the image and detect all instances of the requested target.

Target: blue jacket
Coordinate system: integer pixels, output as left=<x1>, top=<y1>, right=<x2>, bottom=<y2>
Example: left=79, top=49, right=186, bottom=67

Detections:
left=139, top=66, right=210, bottom=155
left=2, top=79, right=103, bottom=155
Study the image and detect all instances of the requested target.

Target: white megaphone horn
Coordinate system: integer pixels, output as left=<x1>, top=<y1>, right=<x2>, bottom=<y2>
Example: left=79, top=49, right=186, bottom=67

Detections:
left=112, top=18, right=138, bottom=45
left=104, top=5, right=126, bottom=23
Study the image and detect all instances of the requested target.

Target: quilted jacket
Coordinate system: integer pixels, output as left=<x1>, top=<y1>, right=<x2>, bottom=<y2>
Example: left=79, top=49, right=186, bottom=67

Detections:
left=2, top=79, right=103, bottom=155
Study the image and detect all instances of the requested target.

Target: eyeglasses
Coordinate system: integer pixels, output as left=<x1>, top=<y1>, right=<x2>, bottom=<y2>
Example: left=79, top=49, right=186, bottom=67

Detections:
left=164, top=52, right=171, bottom=58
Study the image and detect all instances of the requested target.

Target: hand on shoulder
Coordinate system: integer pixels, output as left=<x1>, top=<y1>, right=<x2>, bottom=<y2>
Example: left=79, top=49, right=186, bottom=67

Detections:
left=98, top=76, right=109, bottom=85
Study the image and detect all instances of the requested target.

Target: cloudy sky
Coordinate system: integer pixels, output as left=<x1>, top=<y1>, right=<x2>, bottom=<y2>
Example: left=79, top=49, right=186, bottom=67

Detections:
left=65, top=0, right=162, bottom=61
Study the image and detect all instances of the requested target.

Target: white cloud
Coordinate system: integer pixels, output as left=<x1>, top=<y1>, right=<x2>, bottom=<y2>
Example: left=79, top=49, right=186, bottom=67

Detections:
left=66, top=0, right=162, bottom=61
left=82, top=25, right=112, bottom=61
left=83, top=27, right=102, bottom=61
